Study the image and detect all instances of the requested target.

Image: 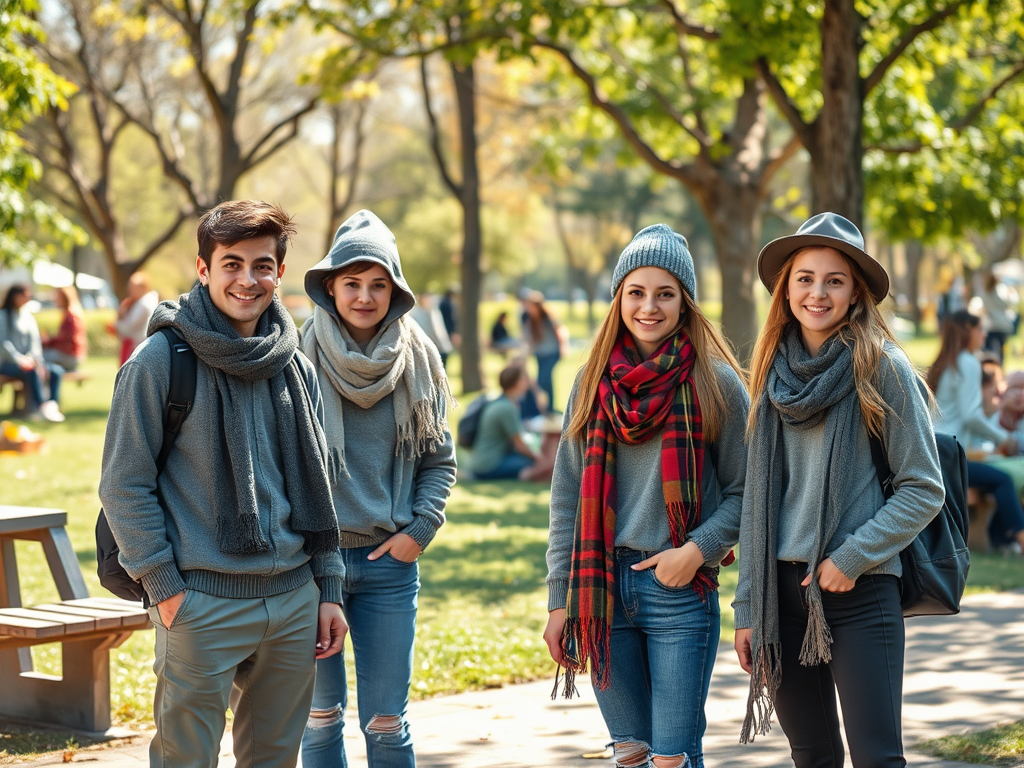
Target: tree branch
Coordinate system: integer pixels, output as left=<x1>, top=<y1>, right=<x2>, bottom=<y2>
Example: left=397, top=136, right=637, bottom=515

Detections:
left=762, top=134, right=803, bottom=183
left=949, top=59, right=1024, bottom=131
left=864, top=0, right=967, bottom=95
left=242, top=99, right=319, bottom=167
left=420, top=56, right=461, bottom=198
left=755, top=57, right=815, bottom=149
left=134, top=206, right=194, bottom=266
left=656, top=0, right=720, bottom=40
left=532, top=39, right=696, bottom=186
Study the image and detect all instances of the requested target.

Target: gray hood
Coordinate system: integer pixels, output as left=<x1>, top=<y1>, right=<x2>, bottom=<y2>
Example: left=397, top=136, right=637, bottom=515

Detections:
left=304, top=209, right=415, bottom=328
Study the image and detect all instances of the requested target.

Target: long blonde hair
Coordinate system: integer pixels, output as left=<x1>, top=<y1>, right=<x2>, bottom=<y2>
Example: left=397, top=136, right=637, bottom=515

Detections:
left=746, top=247, right=908, bottom=439
left=566, top=282, right=746, bottom=443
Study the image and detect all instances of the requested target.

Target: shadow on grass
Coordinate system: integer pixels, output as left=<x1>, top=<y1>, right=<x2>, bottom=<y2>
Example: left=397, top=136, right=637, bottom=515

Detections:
left=419, top=533, right=549, bottom=604
left=447, top=479, right=552, bottom=529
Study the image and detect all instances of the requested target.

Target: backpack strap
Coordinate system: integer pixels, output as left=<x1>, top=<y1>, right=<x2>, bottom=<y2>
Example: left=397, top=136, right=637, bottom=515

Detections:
left=154, top=327, right=197, bottom=474
left=867, top=431, right=895, bottom=500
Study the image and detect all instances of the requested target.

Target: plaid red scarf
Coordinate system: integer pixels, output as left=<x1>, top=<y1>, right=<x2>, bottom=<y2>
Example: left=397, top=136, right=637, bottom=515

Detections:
left=558, top=330, right=720, bottom=696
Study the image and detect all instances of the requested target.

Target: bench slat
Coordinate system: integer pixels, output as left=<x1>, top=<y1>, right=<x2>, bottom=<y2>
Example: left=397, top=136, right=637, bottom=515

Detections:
left=56, top=598, right=150, bottom=628
left=0, top=613, right=66, bottom=639
left=0, top=607, right=97, bottom=633
left=30, top=603, right=127, bottom=630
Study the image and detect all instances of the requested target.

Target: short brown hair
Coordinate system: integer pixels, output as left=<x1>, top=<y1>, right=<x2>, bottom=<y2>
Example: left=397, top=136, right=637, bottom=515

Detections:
left=499, top=361, right=526, bottom=391
left=197, top=200, right=296, bottom=267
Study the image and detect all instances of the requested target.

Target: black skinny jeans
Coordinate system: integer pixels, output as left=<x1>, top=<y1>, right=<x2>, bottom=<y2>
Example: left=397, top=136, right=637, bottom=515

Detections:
left=774, top=561, right=906, bottom=768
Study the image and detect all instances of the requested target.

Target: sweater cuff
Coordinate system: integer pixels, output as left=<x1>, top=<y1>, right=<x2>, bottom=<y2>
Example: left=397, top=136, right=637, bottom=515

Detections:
left=315, top=576, right=344, bottom=605
left=732, top=601, right=751, bottom=630
left=687, top=528, right=725, bottom=565
left=827, top=543, right=870, bottom=581
left=403, top=515, right=439, bottom=552
left=547, top=579, right=569, bottom=612
left=140, top=562, right=187, bottom=605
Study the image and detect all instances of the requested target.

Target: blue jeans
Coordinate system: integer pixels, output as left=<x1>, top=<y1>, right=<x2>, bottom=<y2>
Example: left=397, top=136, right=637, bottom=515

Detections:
left=0, top=360, right=62, bottom=409
left=592, top=548, right=721, bottom=768
left=535, top=351, right=560, bottom=413
left=302, top=546, right=420, bottom=768
left=474, top=452, right=533, bottom=480
left=968, top=461, right=1024, bottom=547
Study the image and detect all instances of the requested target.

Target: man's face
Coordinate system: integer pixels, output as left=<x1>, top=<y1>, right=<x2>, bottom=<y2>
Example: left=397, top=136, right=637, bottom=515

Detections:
left=196, top=236, right=284, bottom=338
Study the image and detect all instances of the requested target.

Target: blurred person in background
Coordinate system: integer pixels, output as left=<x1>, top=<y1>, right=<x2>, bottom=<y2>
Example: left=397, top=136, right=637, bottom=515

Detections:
left=42, top=285, right=87, bottom=371
left=976, top=271, right=1017, bottom=364
left=0, top=284, right=64, bottom=422
left=438, top=287, right=460, bottom=349
left=521, top=290, right=568, bottom=413
left=113, top=272, right=159, bottom=365
left=409, top=292, right=454, bottom=369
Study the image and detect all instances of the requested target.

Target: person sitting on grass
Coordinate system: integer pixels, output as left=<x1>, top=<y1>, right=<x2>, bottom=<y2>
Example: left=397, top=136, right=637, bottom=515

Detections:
left=470, top=360, right=556, bottom=482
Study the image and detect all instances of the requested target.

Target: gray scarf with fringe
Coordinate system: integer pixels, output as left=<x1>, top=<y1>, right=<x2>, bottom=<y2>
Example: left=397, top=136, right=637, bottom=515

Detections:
left=740, top=327, right=859, bottom=743
left=149, top=284, right=339, bottom=557
left=300, top=306, right=453, bottom=482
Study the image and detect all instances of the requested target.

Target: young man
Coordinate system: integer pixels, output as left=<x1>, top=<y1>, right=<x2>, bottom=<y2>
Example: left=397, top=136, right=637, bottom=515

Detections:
left=99, top=200, right=345, bottom=768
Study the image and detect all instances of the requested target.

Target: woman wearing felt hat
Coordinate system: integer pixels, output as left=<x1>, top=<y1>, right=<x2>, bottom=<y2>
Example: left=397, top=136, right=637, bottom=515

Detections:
left=544, top=224, right=749, bottom=768
left=733, top=213, right=944, bottom=767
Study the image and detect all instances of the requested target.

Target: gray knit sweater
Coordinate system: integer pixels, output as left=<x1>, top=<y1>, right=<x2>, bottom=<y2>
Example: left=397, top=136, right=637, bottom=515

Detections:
left=546, top=362, right=749, bottom=611
left=733, top=343, right=944, bottom=629
left=98, top=331, right=345, bottom=605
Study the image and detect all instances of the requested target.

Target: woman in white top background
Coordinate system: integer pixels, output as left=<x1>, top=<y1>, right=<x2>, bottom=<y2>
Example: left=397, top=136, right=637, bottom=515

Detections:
left=928, top=309, right=1024, bottom=554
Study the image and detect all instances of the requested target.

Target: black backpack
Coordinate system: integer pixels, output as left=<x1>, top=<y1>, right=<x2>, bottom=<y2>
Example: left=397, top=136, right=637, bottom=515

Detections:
left=456, top=393, right=495, bottom=449
left=868, top=430, right=971, bottom=617
left=95, top=328, right=197, bottom=606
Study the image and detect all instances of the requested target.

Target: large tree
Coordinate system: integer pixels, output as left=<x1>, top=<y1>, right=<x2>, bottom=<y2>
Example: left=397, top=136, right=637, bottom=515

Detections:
left=749, top=0, right=1024, bottom=226
left=27, top=0, right=323, bottom=295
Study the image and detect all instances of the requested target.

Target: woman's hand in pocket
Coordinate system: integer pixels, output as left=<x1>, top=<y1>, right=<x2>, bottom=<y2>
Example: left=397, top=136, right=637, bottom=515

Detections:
left=368, top=532, right=422, bottom=563
left=632, top=541, right=704, bottom=587
left=803, top=558, right=855, bottom=593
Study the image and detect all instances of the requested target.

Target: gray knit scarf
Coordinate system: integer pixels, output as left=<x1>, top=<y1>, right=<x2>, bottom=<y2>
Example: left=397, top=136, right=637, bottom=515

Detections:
left=149, top=284, right=339, bottom=557
left=300, top=305, right=453, bottom=483
left=740, top=326, right=859, bottom=743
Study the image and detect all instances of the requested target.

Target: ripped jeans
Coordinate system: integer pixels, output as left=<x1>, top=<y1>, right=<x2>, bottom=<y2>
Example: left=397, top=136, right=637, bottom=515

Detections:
left=301, top=546, right=420, bottom=768
left=592, top=548, right=721, bottom=768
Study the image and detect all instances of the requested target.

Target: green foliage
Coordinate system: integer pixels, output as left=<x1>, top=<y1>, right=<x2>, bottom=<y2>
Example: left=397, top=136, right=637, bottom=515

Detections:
left=0, top=0, right=81, bottom=265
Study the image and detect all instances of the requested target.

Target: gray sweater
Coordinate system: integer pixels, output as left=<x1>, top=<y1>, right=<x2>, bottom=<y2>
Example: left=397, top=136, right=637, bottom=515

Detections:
left=98, top=331, right=345, bottom=605
left=733, top=344, right=944, bottom=629
left=0, top=308, right=42, bottom=365
left=546, top=362, right=749, bottom=611
left=330, top=389, right=457, bottom=550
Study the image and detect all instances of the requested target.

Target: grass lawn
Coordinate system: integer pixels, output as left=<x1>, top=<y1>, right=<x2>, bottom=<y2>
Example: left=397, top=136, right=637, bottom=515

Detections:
left=1, top=304, right=1022, bottom=743
left=917, top=720, right=1024, bottom=765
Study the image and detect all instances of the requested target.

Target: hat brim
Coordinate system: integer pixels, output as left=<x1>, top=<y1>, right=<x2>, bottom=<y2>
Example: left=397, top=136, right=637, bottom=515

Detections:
left=757, top=234, right=890, bottom=304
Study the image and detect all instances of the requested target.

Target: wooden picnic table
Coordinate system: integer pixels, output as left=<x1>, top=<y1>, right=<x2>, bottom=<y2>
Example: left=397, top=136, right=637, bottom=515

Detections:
left=0, top=505, right=150, bottom=734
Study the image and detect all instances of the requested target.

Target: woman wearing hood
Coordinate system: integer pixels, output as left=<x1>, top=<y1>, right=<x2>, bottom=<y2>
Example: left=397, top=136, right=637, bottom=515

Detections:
left=299, top=210, right=457, bottom=768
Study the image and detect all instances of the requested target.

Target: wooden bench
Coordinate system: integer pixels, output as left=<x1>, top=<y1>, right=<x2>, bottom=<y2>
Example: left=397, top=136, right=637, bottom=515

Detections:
left=966, top=487, right=997, bottom=553
left=0, top=505, right=150, bottom=734
left=0, top=369, right=92, bottom=414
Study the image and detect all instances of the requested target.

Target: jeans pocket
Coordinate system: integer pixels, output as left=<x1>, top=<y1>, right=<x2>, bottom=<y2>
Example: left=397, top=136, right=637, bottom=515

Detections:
left=651, top=569, right=691, bottom=592
left=383, top=551, right=417, bottom=565
left=167, top=589, right=199, bottom=630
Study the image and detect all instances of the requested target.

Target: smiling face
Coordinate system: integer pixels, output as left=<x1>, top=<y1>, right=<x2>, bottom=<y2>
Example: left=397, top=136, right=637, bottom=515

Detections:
left=786, top=247, right=859, bottom=356
left=196, top=236, right=284, bottom=338
left=619, top=266, right=684, bottom=359
left=328, top=263, right=393, bottom=345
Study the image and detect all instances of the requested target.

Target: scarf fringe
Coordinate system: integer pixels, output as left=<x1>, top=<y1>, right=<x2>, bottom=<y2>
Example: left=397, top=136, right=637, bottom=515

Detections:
left=328, top=447, right=350, bottom=483
left=550, top=662, right=580, bottom=701
left=739, top=642, right=782, bottom=744
left=397, top=384, right=453, bottom=460
left=799, top=582, right=833, bottom=666
left=560, top=616, right=612, bottom=696
left=218, top=513, right=271, bottom=555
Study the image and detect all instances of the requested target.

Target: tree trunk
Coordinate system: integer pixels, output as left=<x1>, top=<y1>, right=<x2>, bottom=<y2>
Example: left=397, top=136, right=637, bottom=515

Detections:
left=905, top=240, right=924, bottom=335
left=452, top=61, right=483, bottom=394
left=700, top=181, right=762, bottom=363
left=811, top=0, right=865, bottom=225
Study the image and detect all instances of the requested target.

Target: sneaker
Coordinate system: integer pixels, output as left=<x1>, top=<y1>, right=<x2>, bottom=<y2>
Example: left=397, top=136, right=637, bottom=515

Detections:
left=39, top=400, right=65, bottom=423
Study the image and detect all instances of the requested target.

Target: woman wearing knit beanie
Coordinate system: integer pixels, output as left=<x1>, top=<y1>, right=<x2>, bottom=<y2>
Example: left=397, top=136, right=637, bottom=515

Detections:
left=298, top=209, right=457, bottom=768
left=543, top=224, right=749, bottom=768
left=734, top=213, right=944, bottom=766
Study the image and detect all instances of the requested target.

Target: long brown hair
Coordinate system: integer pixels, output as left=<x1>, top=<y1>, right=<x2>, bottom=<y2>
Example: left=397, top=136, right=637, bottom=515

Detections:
left=566, top=281, right=746, bottom=443
left=54, top=286, right=83, bottom=315
left=926, top=310, right=981, bottom=393
left=746, top=246, right=909, bottom=439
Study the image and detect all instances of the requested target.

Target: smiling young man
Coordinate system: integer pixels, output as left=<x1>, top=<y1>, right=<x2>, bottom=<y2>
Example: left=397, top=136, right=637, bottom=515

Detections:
left=99, top=200, right=345, bottom=768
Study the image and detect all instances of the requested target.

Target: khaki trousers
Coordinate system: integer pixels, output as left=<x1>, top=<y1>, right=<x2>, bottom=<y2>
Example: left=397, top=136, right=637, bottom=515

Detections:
left=148, top=581, right=319, bottom=768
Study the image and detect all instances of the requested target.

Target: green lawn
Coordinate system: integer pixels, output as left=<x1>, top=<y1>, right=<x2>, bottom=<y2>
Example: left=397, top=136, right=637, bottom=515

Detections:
left=2, top=306, right=1022, bottom=735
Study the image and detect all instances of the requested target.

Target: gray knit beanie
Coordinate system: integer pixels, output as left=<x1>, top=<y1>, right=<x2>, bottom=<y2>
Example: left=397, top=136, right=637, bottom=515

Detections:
left=610, top=224, right=697, bottom=300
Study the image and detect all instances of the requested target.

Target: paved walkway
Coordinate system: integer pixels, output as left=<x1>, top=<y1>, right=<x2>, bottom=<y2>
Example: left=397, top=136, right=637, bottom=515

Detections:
left=21, top=590, right=1024, bottom=767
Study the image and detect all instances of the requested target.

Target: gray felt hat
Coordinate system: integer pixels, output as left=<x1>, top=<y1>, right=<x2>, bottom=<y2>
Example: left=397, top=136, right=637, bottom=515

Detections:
left=611, top=224, right=697, bottom=300
left=757, top=212, right=890, bottom=304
